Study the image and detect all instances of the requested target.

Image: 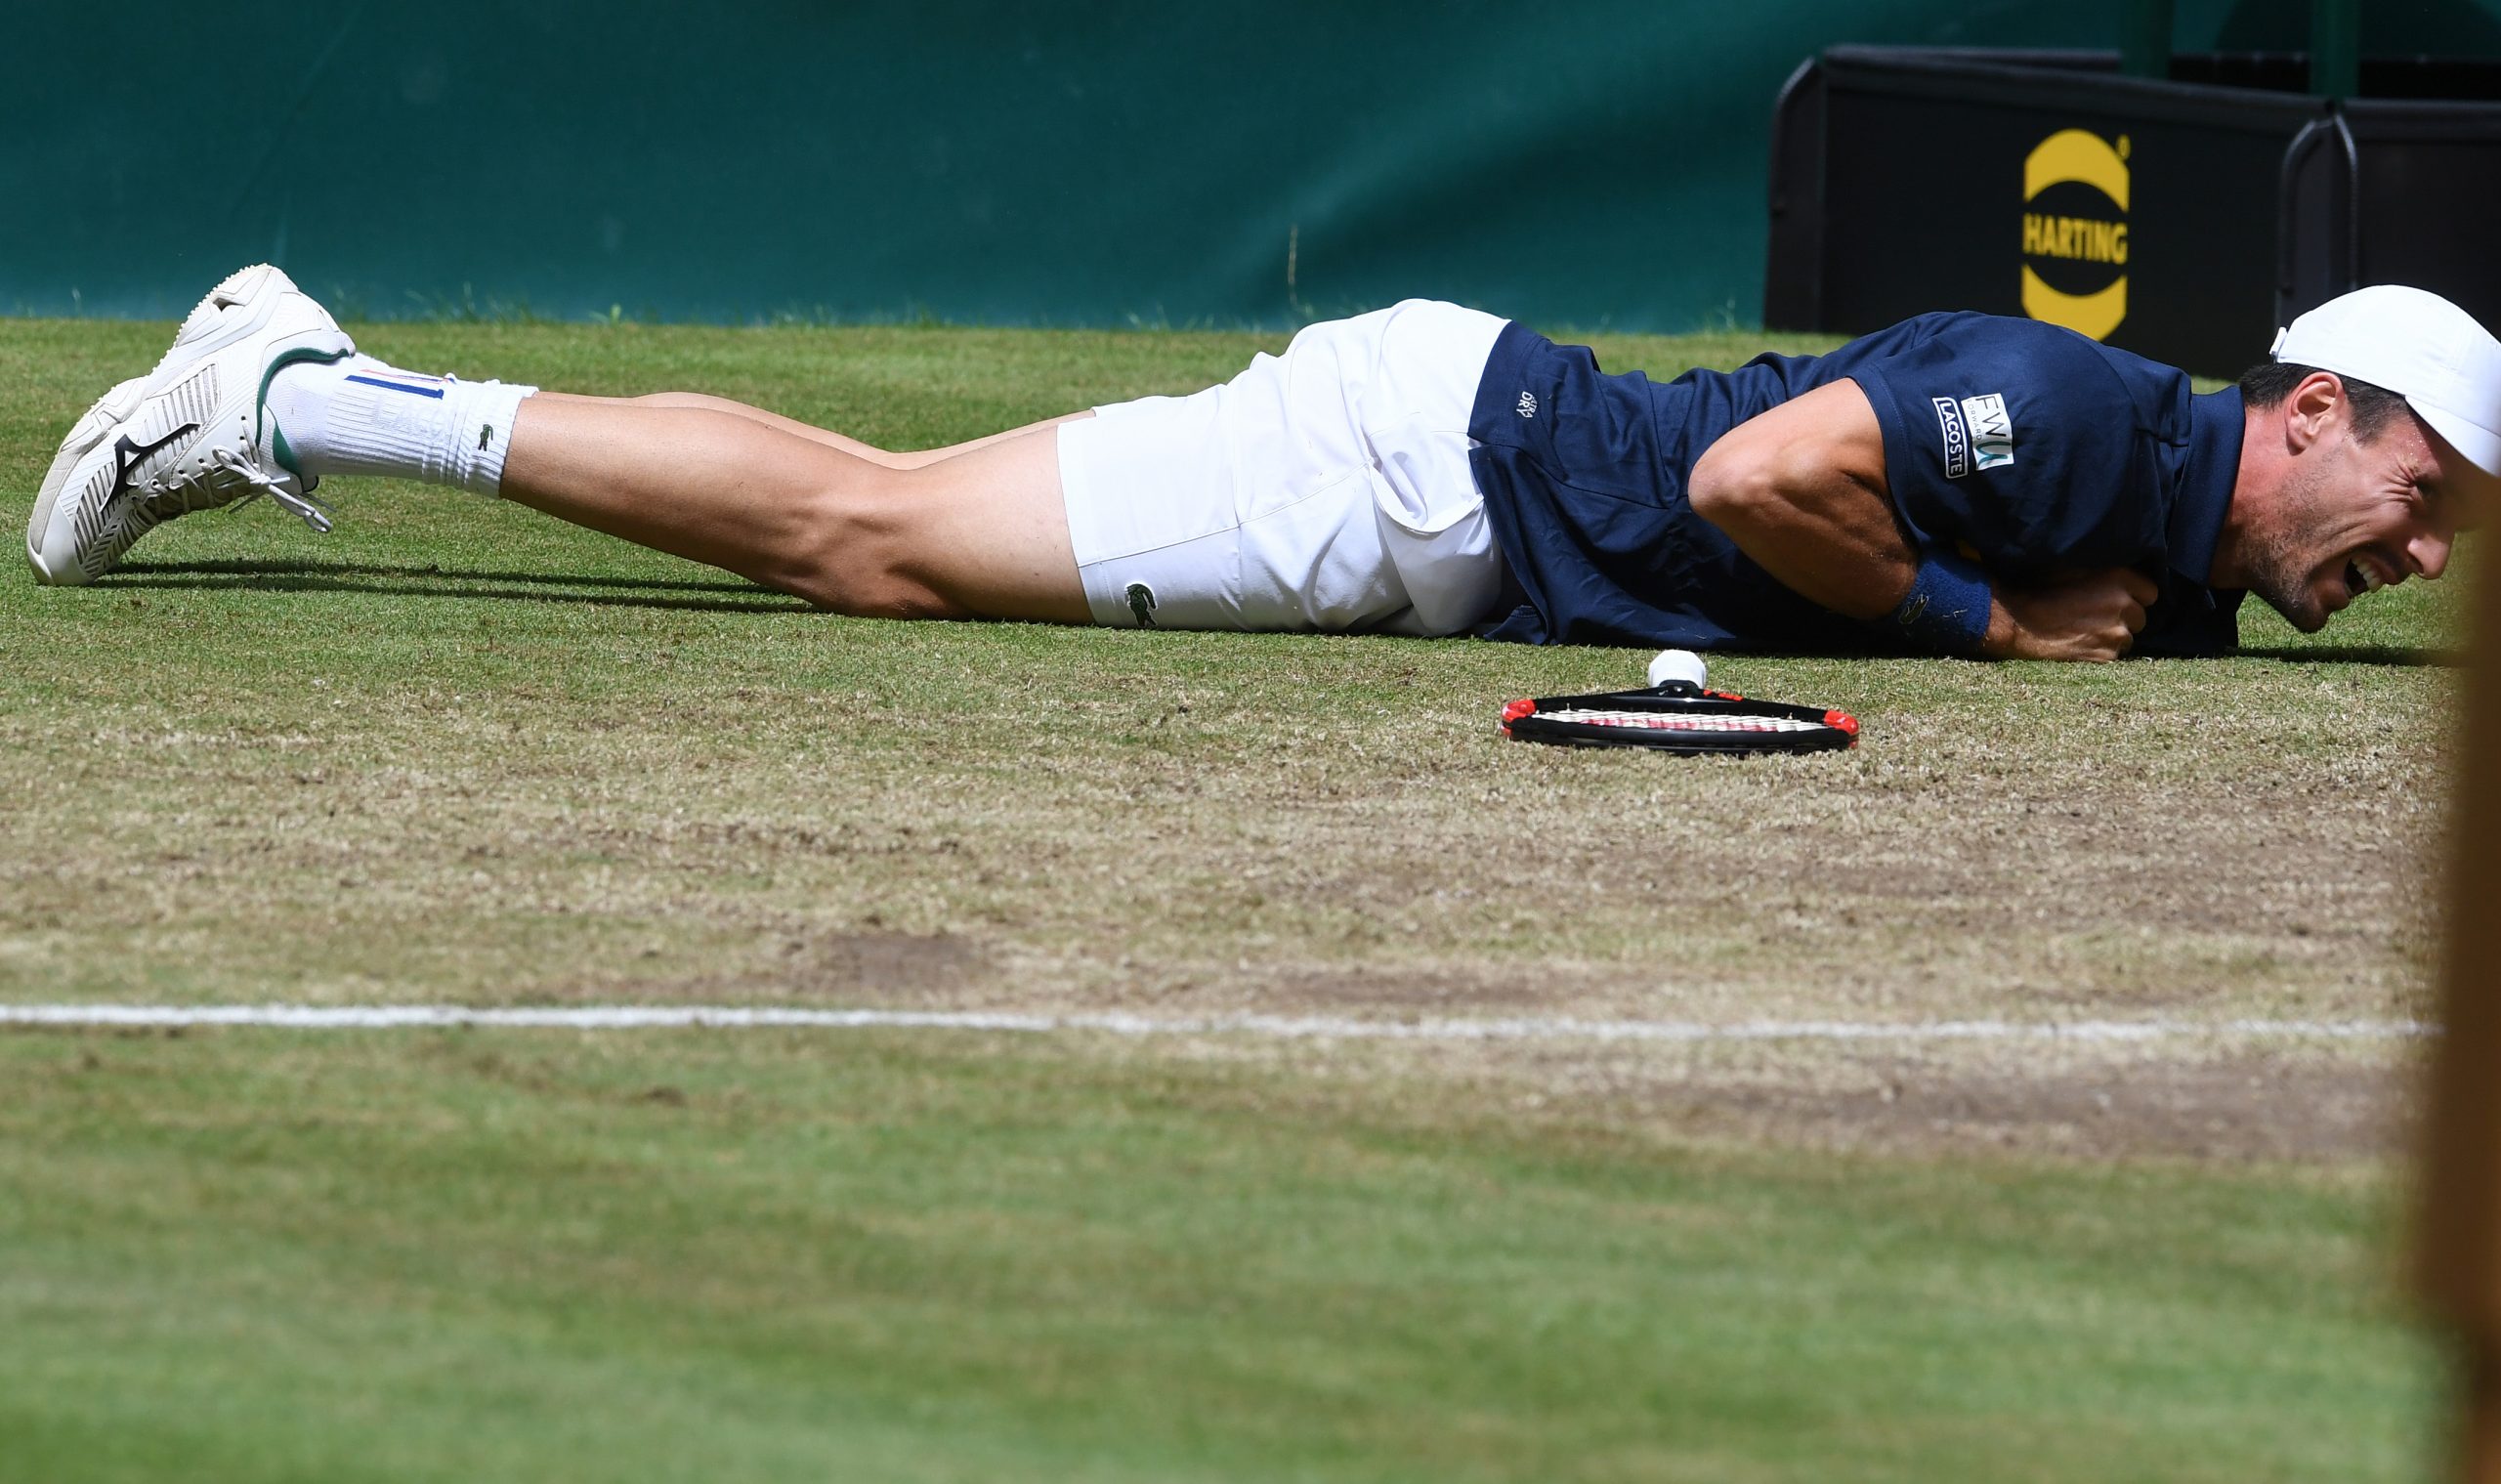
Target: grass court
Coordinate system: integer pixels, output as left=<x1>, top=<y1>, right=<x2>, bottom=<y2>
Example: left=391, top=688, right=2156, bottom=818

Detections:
left=0, top=314, right=2462, bottom=1481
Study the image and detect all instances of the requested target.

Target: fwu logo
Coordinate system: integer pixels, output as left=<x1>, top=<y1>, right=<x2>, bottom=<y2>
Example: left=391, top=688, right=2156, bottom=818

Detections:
left=1962, top=393, right=2014, bottom=470
left=1932, top=393, right=2014, bottom=479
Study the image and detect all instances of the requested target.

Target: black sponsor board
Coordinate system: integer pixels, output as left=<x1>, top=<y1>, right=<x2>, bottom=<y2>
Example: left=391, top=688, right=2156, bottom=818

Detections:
left=2293, top=97, right=2501, bottom=339
left=1767, top=48, right=2501, bottom=377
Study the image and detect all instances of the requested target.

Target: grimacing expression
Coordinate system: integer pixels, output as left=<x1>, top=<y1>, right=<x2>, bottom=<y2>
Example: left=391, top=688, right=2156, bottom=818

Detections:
left=2239, top=408, right=2487, bottom=634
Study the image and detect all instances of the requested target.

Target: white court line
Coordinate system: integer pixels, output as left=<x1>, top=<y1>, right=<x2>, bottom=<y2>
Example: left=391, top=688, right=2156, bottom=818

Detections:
left=0, top=1004, right=2437, bottom=1042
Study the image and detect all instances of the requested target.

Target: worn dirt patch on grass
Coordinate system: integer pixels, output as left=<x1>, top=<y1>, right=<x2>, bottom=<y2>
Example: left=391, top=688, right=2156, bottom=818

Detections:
left=542, top=928, right=993, bottom=1002
left=1662, top=1051, right=2401, bottom=1162
left=1407, top=1038, right=2414, bottom=1164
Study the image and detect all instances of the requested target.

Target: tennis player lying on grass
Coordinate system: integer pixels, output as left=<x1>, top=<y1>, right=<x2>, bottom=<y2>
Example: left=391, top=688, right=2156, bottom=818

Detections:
left=27, top=268, right=2500, bottom=660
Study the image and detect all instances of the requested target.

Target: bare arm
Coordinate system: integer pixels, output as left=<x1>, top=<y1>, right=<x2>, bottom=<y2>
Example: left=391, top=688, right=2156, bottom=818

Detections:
left=1686, top=380, right=1915, bottom=621
left=1685, top=379, right=2155, bottom=660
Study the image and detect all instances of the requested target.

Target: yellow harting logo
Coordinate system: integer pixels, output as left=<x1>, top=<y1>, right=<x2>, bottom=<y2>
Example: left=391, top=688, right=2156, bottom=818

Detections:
left=2020, top=129, right=2129, bottom=340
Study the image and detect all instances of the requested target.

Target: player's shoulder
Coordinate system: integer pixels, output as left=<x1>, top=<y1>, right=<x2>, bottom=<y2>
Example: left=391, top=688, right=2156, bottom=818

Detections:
left=1895, top=313, right=2187, bottom=417
left=1879, top=310, right=2137, bottom=363
left=1832, top=311, right=2108, bottom=380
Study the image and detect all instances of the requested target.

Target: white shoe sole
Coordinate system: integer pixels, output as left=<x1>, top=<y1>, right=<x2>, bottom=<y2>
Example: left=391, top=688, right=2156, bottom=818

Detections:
left=25, top=377, right=148, bottom=584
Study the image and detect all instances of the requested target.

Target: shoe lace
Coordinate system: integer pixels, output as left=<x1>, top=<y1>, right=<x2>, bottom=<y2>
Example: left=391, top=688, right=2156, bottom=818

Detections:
left=201, top=445, right=334, bottom=533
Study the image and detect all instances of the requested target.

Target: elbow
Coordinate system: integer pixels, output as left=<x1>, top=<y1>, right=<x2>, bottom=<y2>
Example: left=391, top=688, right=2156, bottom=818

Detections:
left=1686, top=445, right=1768, bottom=531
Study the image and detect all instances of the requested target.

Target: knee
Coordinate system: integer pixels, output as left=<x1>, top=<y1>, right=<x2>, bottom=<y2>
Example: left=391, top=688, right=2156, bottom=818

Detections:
left=774, top=476, right=963, bottom=620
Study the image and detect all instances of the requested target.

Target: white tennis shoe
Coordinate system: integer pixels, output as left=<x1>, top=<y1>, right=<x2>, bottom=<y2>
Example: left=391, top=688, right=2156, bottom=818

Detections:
left=26, top=263, right=356, bottom=585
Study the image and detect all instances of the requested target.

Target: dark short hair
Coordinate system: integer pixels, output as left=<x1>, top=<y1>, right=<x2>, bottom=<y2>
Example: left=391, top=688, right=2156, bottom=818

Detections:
left=2237, top=361, right=2411, bottom=443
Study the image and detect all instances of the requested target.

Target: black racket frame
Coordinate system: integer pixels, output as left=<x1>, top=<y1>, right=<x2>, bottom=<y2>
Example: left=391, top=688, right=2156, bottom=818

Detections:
left=1501, top=682, right=1859, bottom=755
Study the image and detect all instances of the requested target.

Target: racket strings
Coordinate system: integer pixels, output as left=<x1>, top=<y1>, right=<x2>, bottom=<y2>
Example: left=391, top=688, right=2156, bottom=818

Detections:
left=1533, top=707, right=1826, bottom=734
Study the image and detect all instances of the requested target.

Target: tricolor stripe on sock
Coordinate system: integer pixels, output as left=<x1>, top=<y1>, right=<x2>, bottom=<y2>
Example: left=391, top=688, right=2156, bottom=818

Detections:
left=345, top=371, right=446, bottom=400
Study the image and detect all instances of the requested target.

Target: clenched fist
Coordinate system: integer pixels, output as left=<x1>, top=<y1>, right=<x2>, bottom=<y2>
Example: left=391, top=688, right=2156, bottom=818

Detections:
left=1983, top=568, right=2160, bottom=662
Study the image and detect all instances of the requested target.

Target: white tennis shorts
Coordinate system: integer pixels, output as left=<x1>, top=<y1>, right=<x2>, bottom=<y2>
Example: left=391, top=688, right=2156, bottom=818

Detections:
left=1054, top=299, right=1507, bottom=636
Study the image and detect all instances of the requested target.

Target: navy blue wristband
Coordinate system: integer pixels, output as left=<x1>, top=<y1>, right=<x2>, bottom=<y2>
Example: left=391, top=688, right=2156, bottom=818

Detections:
left=1888, top=549, right=1992, bottom=654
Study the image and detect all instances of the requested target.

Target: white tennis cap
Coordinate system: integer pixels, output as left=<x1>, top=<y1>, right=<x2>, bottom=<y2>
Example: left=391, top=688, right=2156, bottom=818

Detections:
left=2272, top=284, right=2501, bottom=476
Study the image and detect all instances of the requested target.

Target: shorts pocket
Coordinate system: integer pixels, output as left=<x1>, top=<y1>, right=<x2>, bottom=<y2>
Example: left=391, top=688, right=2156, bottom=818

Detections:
left=1234, top=470, right=1410, bottom=630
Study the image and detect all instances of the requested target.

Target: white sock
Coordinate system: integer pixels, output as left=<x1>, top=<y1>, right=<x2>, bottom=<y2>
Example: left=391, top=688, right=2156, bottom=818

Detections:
left=265, top=354, right=538, bottom=497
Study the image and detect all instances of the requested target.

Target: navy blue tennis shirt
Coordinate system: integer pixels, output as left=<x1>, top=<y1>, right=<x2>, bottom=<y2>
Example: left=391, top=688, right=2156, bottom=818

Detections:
left=1464, top=313, right=2248, bottom=656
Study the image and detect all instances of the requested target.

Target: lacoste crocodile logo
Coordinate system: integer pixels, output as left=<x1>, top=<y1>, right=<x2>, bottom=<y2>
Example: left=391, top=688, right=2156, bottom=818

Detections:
left=1124, top=581, right=1158, bottom=627
left=106, top=422, right=199, bottom=508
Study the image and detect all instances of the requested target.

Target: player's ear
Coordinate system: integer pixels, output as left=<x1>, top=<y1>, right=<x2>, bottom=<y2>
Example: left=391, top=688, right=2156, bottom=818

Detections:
left=2283, top=371, right=2346, bottom=454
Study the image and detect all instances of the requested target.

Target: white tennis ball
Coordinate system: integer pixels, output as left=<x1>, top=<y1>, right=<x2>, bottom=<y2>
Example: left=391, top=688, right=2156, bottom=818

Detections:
left=1646, top=648, right=1707, bottom=689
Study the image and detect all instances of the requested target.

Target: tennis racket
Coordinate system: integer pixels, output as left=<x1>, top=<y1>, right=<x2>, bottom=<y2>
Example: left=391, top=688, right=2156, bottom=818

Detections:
left=1500, top=681, right=1859, bottom=755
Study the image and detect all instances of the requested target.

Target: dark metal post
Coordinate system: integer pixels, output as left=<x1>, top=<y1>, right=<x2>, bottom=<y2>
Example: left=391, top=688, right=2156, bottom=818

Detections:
left=2120, top=0, right=2174, bottom=81
left=2311, top=0, right=2361, bottom=99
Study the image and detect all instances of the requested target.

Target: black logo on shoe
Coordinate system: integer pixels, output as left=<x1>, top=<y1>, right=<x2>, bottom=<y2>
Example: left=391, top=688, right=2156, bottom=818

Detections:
left=1124, top=581, right=1158, bottom=627
left=106, top=422, right=199, bottom=507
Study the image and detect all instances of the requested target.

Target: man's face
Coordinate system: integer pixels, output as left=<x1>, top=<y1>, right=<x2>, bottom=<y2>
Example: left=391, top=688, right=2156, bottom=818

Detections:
left=2235, top=397, right=2491, bottom=634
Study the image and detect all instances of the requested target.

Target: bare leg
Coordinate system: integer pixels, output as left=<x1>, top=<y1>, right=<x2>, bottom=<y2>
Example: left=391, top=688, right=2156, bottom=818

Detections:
left=530, top=392, right=1090, bottom=469
left=499, top=396, right=1093, bottom=622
